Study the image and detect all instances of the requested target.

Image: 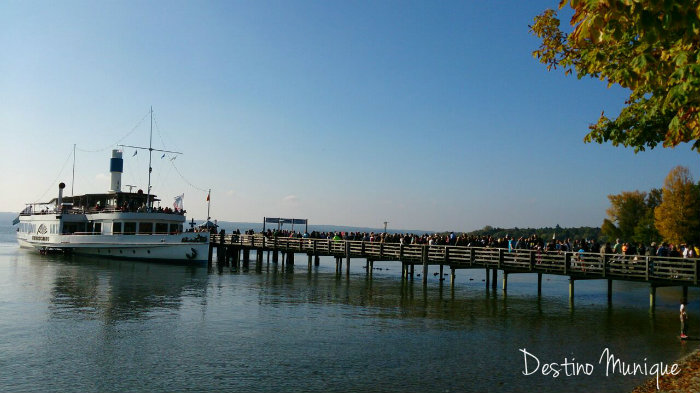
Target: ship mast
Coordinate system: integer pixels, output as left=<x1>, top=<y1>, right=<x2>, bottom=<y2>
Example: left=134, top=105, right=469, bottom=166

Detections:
left=119, top=107, right=182, bottom=211
left=147, top=106, right=153, bottom=211
left=71, top=143, right=76, bottom=196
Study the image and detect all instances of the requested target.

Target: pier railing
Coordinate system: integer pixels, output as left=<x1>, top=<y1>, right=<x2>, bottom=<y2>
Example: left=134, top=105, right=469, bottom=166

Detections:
left=210, top=234, right=700, bottom=286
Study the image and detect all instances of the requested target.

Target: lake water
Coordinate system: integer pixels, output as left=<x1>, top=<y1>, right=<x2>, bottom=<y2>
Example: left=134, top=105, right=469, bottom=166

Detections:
left=0, top=224, right=697, bottom=392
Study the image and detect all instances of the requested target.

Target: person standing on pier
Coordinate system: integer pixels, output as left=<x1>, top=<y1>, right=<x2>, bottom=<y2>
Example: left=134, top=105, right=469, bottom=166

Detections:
left=680, top=298, right=689, bottom=339
left=613, top=238, right=622, bottom=254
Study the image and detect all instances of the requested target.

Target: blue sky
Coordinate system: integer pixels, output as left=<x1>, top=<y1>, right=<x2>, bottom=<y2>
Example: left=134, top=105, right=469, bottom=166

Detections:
left=1, top=1, right=698, bottom=231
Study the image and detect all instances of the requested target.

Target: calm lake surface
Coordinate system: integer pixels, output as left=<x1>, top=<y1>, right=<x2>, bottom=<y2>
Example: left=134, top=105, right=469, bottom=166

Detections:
left=0, top=225, right=697, bottom=392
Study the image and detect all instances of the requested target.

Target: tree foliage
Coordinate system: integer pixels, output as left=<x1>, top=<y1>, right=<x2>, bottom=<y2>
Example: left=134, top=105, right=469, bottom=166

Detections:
left=601, top=189, right=661, bottom=244
left=654, top=166, right=700, bottom=244
left=530, top=1, right=700, bottom=152
left=632, top=188, right=662, bottom=244
left=601, top=218, right=621, bottom=240
left=605, top=190, right=647, bottom=240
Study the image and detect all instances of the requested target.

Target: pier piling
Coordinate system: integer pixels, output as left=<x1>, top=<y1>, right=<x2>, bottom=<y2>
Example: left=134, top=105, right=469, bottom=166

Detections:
left=569, top=278, right=575, bottom=302
left=242, top=249, right=250, bottom=269
left=422, top=246, right=428, bottom=287
left=207, top=243, right=214, bottom=269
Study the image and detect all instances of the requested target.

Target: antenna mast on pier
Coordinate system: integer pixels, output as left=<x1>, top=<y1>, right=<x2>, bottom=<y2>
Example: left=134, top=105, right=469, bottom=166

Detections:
left=207, top=189, right=211, bottom=220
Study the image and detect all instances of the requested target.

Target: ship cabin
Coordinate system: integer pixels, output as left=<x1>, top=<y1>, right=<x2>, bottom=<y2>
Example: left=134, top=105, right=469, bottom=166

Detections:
left=19, top=190, right=185, bottom=236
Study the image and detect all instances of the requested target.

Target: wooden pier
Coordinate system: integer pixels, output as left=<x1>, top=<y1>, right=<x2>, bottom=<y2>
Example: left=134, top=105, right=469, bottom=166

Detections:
left=209, top=234, right=699, bottom=310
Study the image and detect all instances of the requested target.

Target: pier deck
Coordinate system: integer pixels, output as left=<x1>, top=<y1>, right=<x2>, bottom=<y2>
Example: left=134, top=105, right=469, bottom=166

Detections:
left=209, top=234, right=699, bottom=310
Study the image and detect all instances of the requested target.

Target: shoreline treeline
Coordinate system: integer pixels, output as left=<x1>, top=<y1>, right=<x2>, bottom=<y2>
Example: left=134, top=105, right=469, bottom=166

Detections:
left=602, top=166, right=700, bottom=246
left=438, top=226, right=601, bottom=243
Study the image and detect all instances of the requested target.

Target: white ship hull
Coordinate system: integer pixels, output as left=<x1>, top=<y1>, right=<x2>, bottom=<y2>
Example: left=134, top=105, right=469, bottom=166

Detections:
left=17, top=232, right=210, bottom=263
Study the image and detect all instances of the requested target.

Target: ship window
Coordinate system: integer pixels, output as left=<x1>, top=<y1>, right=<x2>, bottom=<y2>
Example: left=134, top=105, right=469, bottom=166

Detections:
left=124, top=222, right=136, bottom=235
left=87, top=222, right=94, bottom=233
left=169, top=223, right=179, bottom=234
left=138, top=222, right=153, bottom=234
left=113, top=222, right=122, bottom=234
left=94, top=223, right=102, bottom=234
left=155, top=223, right=168, bottom=234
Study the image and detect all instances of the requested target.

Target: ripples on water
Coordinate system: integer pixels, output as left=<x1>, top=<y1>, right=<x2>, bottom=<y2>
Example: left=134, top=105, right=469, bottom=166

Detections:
left=0, top=243, right=697, bottom=393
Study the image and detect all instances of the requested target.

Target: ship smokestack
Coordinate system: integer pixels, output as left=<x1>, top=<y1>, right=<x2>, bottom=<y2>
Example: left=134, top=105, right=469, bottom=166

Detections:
left=57, top=182, right=65, bottom=212
left=109, top=149, right=123, bottom=193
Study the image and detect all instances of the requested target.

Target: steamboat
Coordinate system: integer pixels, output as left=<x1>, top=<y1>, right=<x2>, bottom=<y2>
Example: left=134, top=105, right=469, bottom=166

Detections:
left=14, top=112, right=209, bottom=263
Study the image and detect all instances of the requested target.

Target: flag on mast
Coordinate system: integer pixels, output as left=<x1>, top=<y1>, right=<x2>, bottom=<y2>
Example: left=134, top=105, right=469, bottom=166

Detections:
left=173, top=194, right=184, bottom=211
left=206, top=191, right=210, bottom=202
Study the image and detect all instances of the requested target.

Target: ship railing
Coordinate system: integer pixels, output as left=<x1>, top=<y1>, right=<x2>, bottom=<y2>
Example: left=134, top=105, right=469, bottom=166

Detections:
left=67, top=231, right=185, bottom=235
left=84, top=207, right=186, bottom=215
left=20, top=210, right=58, bottom=216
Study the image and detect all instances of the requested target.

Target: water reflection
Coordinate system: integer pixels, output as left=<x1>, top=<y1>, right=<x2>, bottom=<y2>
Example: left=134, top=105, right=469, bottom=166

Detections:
left=3, top=247, right=697, bottom=393
left=220, top=263, right=694, bottom=391
left=225, top=262, right=674, bottom=332
left=46, top=255, right=208, bottom=323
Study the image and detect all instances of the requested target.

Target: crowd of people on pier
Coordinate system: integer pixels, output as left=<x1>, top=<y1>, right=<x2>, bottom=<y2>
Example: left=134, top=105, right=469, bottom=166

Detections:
left=220, top=228, right=699, bottom=259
